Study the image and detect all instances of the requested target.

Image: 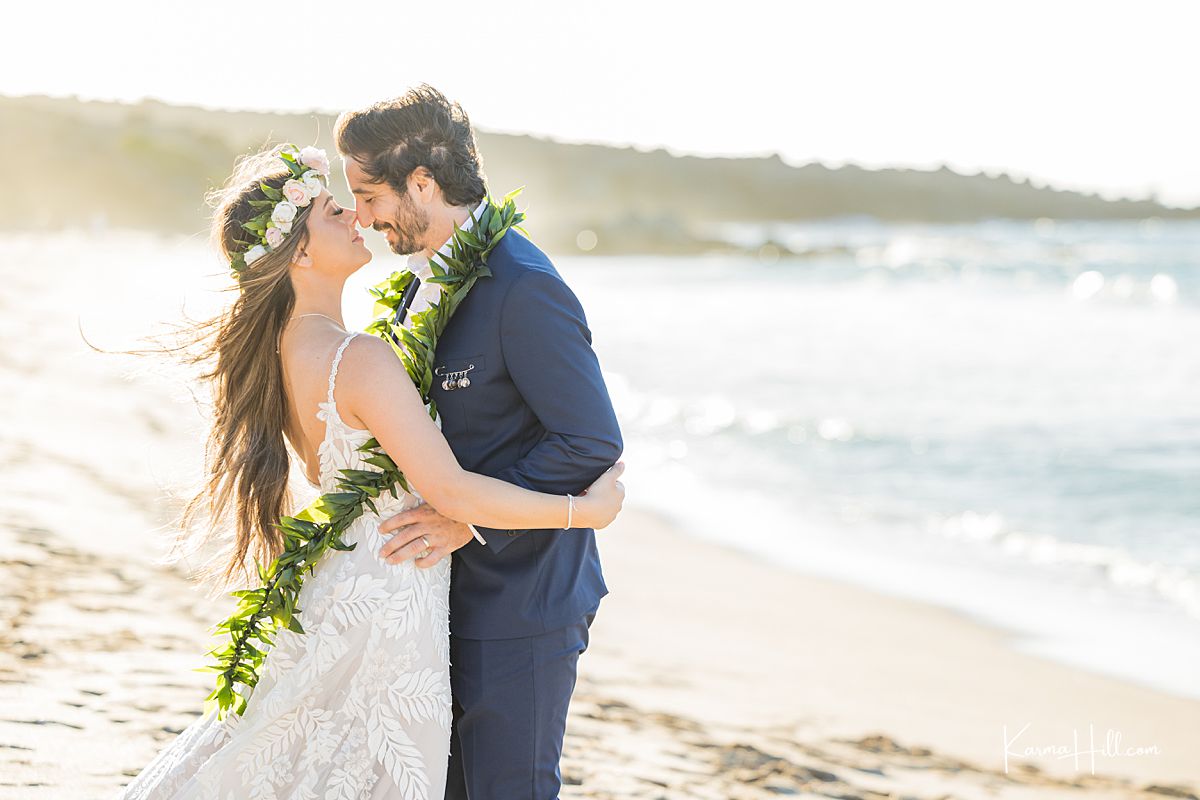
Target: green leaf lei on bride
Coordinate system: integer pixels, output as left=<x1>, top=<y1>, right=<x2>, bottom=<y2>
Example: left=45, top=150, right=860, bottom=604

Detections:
left=199, top=189, right=526, bottom=719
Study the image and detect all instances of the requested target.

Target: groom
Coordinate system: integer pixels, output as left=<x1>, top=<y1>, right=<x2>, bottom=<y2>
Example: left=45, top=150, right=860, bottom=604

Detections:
left=334, top=86, right=623, bottom=799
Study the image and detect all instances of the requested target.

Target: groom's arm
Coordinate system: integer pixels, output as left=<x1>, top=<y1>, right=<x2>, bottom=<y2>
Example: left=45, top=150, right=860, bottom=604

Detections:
left=472, top=267, right=623, bottom=553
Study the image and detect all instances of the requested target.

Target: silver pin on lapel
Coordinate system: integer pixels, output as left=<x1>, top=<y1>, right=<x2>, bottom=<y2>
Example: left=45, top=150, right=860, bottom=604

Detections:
left=435, top=364, right=475, bottom=392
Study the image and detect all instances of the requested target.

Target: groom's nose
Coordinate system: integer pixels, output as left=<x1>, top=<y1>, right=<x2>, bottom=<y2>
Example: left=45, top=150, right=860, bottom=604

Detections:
left=354, top=204, right=374, bottom=228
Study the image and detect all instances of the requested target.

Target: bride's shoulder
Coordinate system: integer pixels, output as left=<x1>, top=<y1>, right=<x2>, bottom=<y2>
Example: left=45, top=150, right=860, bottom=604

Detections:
left=335, top=334, right=407, bottom=390
left=334, top=334, right=419, bottom=428
left=340, top=332, right=395, bottom=365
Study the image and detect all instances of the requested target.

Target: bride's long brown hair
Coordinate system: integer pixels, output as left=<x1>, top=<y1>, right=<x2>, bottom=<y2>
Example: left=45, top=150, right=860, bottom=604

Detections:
left=177, top=147, right=317, bottom=589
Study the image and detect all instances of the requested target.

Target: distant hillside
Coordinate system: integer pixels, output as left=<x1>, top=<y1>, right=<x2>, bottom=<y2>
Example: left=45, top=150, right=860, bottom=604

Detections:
left=3, top=95, right=1196, bottom=254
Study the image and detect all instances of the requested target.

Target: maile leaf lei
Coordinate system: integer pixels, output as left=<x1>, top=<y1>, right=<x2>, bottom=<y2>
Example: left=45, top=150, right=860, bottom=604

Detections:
left=197, top=189, right=526, bottom=719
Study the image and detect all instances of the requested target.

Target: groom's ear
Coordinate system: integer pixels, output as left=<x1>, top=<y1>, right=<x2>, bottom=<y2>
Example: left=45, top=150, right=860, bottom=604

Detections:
left=411, top=166, right=437, bottom=202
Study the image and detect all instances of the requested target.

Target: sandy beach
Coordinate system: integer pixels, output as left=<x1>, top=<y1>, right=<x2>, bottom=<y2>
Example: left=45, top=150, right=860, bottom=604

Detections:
left=2, top=232, right=1199, bottom=799
left=3, top=499, right=1200, bottom=799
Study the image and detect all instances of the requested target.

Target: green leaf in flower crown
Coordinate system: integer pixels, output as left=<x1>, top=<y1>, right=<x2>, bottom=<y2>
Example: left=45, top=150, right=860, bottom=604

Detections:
left=260, top=182, right=283, bottom=201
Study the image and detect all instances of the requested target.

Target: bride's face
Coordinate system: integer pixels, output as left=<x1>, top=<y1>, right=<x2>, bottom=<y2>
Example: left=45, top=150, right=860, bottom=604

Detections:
left=298, top=189, right=372, bottom=276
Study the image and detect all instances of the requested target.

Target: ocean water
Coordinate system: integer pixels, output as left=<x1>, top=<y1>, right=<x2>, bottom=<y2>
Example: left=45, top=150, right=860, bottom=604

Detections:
left=557, top=218, right=1200, bottom=700
left=5, top=218, right=1197, bottom=700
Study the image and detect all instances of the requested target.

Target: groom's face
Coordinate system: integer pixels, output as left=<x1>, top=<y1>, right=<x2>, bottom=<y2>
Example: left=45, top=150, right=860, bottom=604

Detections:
left=345, top=157, right=430, bottom=256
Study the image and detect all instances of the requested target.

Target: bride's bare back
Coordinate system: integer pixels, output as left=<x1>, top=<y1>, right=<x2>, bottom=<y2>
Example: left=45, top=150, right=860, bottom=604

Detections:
left=279, top=318, right=367, bottom=486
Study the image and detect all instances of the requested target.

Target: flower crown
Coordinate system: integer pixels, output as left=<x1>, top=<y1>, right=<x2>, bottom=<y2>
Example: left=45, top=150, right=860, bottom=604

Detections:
left=229, top=144, right=332, bottom=279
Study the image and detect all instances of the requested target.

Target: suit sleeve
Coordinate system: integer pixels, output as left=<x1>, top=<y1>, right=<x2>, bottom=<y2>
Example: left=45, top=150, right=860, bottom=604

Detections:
left=473, top=267, right=624, bottom=553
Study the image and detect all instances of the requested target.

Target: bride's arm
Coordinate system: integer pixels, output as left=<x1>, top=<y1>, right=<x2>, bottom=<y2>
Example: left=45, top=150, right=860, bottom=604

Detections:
left=338, top=335, right=622, bottom=531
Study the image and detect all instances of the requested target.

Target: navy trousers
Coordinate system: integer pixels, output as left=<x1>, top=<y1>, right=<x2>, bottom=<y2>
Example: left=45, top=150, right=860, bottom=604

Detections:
left=444, top=606, right=598, bottom=799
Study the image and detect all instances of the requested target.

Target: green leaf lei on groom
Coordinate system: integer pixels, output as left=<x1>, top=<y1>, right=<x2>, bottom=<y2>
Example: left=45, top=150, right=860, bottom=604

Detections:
left=200, top=189, right=526, bottom=719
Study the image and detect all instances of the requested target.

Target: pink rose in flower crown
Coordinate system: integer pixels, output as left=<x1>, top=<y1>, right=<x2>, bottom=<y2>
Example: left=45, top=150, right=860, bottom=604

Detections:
left=299, top=146, right=330, bottom=176
left=264, top=226, right=285, bottom=248
left=282, top=179, right=311, bottom=208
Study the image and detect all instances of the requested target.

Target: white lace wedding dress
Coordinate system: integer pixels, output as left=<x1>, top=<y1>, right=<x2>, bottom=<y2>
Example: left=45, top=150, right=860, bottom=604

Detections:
left=118, top=331, right=453, bottom=800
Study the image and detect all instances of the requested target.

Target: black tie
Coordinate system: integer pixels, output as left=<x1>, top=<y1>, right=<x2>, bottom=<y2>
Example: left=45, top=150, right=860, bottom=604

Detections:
left=386, top=276, right=422, bottom=348
left=394, top=276, right=422, bottom=327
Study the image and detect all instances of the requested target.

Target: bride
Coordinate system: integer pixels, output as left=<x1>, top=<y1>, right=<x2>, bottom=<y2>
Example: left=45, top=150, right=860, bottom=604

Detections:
left=116, top=145, right=625, bottom=800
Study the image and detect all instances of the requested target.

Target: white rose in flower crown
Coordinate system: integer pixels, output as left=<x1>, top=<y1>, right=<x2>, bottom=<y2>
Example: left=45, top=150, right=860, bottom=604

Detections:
left=277, top=219, right=293, bottom=235
left=299, top=146, right=330, bottom=176
left=271, top=200, right=298, bottom=227
left=282, top=180, right=311, bottom=208
left=264, top=226, right=285, bottom=248
left=245, top=244, right=268, bottom=265
left=301, top=171, right=324, bottom=198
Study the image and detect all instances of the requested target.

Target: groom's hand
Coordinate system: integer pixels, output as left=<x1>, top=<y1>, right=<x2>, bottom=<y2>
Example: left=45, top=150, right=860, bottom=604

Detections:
left=378, top=503, right=474, bottom=569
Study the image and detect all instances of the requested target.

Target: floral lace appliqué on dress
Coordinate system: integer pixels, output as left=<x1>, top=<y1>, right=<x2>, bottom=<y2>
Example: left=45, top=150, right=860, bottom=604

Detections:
left=117, top=331, right=452, bottom=800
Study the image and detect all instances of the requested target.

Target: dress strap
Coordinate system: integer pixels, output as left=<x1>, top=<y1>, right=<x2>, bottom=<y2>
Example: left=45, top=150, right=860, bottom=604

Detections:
left=327, top=331, right=360, bottom=406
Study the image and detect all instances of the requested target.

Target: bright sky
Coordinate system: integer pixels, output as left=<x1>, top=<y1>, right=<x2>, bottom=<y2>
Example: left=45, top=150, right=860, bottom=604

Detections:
left=6, top=0, right=1199, bottom=206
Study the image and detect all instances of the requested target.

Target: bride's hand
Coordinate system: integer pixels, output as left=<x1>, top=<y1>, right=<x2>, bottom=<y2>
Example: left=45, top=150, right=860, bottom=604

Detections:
left=576, top=461, right=625, bottom=529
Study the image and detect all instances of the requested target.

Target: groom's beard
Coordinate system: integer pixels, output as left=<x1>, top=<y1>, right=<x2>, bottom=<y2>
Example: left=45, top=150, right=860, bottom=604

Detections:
left=376, top=194, right=430, bottom=256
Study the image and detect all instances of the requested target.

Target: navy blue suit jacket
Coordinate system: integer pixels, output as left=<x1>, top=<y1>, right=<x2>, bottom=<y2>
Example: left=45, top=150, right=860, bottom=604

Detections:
left=430, top=228, right=622, bottom=640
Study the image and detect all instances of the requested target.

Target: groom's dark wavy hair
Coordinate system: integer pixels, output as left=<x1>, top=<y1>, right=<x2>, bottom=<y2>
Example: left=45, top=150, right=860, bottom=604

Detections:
left=334, top=85, right=487, bottom=207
